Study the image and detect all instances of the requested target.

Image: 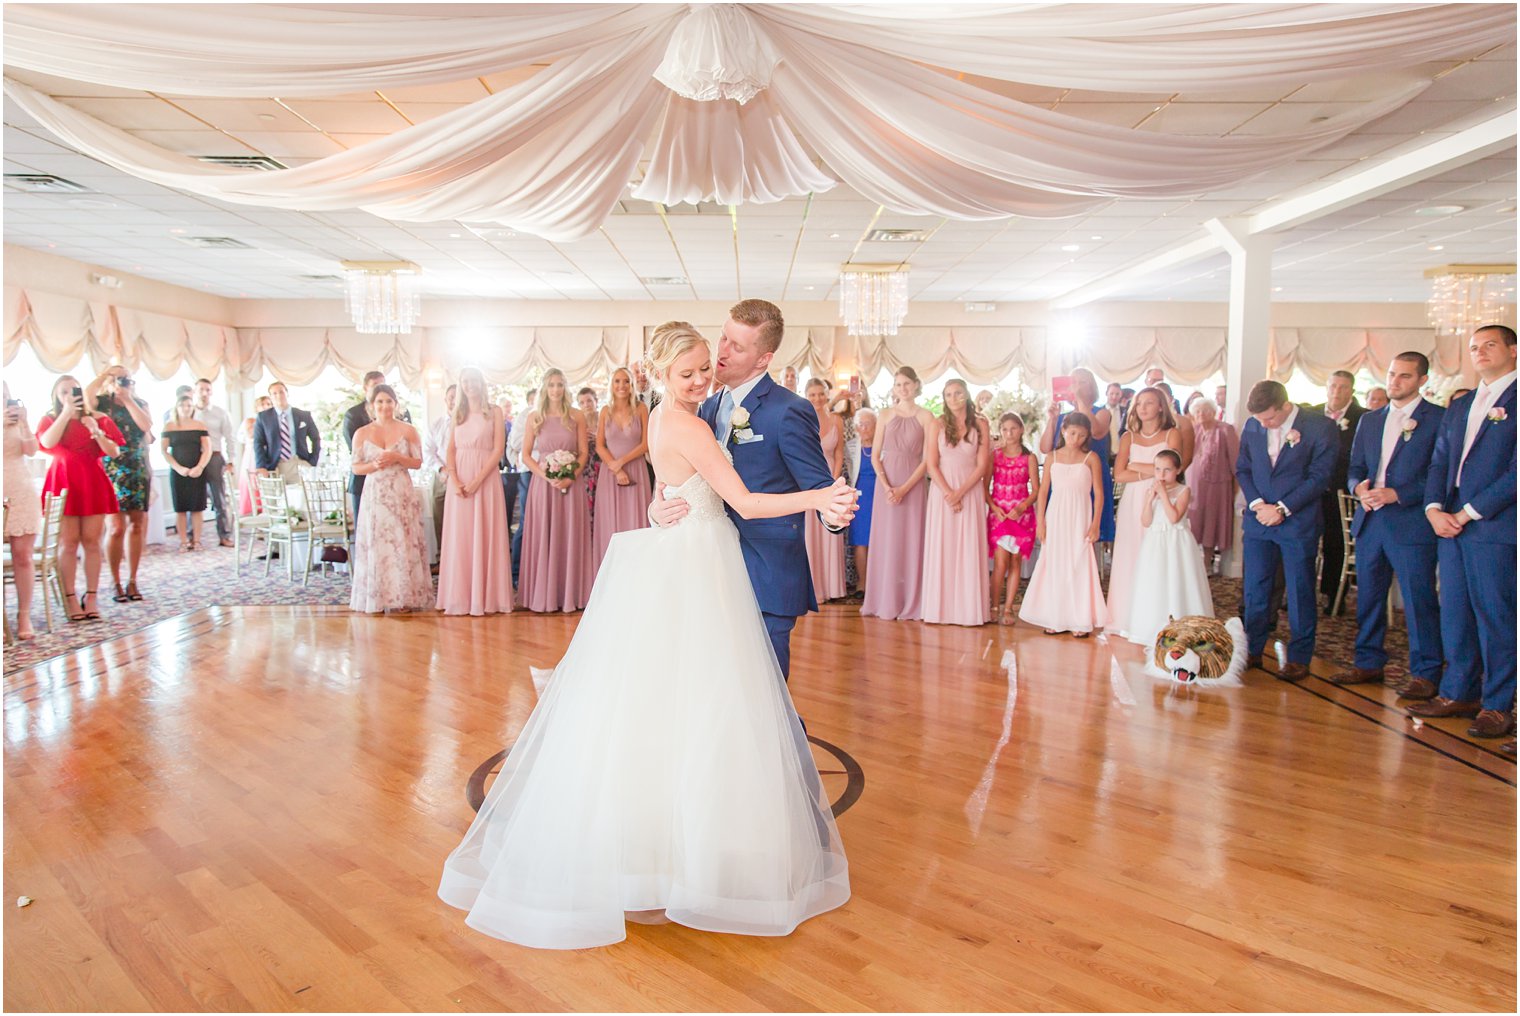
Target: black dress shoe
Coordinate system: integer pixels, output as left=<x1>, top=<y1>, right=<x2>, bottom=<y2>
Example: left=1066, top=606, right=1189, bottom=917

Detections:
left=1246, top=655, right=1263, bottom=670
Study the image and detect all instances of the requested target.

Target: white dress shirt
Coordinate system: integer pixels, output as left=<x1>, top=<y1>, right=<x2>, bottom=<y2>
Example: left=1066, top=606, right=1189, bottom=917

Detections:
left=716, top=372, right=766, bottom=445
left=423, top=414, right=453, bottom=473
left=194, top=403, right=235, bottom=460
left=1374, top=397, right=1419, bottom=489
left=508, top=407, right=531, bottom=470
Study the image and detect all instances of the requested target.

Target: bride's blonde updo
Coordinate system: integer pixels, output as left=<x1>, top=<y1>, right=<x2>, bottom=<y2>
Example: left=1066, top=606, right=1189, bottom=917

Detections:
left=642, top=321, right=708, bottom=384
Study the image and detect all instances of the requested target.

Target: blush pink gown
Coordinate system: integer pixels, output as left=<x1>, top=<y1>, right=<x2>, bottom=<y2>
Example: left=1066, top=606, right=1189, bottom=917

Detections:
left=437, top=412, right=514, bottom=616
left=861, top=413, right=928, bottom=621
left=519, top=416, right=595, bottom=612
left=921, top=428, right=990, bottom=626
left=1018, top=458, right=1107, bottom=634
left=804, top=422, right=847, bottom=603
left=592, top=410, right=652, bottom=572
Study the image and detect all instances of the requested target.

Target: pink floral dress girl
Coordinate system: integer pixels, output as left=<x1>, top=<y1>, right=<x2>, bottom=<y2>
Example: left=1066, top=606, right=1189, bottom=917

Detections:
left=988, top=447, right=1036, bottom=557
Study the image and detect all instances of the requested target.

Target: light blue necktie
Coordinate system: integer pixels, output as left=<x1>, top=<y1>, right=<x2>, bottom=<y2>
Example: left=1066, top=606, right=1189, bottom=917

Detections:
left=716, top=388, right=734, bottom=444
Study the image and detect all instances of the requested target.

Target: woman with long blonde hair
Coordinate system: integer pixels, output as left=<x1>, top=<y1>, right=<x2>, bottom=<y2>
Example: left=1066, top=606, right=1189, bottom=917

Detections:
left=592, top=365, right=652, bottom=569
left=437, top=366, right=513, bottom=615
left=1106, top=385, right=1184, bottom=636
left=519, top=367, right=594, bottom=611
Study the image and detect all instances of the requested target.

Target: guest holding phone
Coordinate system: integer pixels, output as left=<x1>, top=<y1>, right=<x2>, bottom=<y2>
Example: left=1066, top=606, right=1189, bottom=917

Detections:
left=36, top=375, right=124, bottom=622
left=86, top=366, right=153, bottom=601
left=161, top=394, right=212, bottom=552
left=1041, top=367, right=1114, bottom=545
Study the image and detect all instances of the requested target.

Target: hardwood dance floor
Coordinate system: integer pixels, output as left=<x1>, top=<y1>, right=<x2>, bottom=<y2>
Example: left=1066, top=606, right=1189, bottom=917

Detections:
left=4, top=605, right=1514, bottom=1012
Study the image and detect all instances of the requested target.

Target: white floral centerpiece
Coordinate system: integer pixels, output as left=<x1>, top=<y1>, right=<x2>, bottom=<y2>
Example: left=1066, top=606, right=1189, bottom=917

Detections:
left=982, top=382, right=1052, bottom=447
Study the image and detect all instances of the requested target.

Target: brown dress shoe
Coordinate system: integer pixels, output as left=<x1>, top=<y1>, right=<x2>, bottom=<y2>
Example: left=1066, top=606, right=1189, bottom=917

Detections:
left=1468, top=710, right=1517, bottom=739
left=1326, top=667, right=1384, bottom=686
left=1278, top=662, right=1310, bottom=682
left=1500, top=740, right=1516, bottom=757
left=1398, top=677, right=1440, bottom=701
left=1406, top=696, right=1482, bottom=719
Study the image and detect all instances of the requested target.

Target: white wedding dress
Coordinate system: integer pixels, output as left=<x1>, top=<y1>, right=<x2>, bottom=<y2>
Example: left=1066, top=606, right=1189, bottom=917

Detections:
left=438, top=457, right=850, bottom=949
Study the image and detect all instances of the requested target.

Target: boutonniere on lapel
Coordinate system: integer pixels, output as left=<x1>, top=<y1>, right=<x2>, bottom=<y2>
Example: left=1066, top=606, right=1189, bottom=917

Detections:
left=729, top=406, right=757, bottom=445
left=1400, top=418, right=1418, bottom=442
left=1284, top=429, right=1301, bottom=448
left=1488, top=407, right=1508, bottom=424
left=1336, top=416, right=1350, bottom=432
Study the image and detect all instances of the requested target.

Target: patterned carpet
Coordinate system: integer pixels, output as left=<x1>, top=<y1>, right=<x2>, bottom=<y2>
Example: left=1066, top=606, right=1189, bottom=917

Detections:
left=5, top=542, right=1411, bottom=679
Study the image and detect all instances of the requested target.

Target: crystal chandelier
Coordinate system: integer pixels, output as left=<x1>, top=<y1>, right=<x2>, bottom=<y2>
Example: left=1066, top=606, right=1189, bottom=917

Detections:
left=1424, top=264, right=1516, bottom=338
left=839, top=263, right=910, bottom=336
left=342, top=260, right=421, bottom=334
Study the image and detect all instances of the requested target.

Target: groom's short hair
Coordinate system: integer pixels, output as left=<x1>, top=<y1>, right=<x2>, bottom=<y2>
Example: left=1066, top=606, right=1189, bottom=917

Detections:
left=730, top=299, right=785, bottom=354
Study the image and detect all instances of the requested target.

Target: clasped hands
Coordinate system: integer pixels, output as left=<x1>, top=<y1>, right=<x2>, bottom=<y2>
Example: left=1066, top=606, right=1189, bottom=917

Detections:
left=1252, top=502, right=1285, bottom=527
left=1353, top=480, right=1399, bottom=513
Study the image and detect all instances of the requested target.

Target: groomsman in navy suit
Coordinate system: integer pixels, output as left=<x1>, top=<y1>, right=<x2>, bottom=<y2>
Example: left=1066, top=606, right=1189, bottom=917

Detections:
left=1235, top=379, right=1337, bottom=679
left=1326, top=352, right=1444, bottom=688
left=1408, top=325, right=1517, bottom=740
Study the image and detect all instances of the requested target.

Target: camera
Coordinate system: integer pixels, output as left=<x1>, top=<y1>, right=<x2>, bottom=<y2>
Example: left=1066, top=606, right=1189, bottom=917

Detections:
left=117, top=377, right=134, bottom=388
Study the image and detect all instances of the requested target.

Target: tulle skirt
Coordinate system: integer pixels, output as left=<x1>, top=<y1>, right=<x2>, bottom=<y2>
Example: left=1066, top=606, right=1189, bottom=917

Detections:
left=438, top=515, right=849, bottom=949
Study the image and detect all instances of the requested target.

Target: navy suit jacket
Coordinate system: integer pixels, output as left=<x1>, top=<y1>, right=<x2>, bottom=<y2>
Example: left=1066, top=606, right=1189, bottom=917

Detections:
left=1234, top=408, right=1336, bottom=542
left=1423, top=382, right=1516, bottom=545
left=253, top=406, right=321, bottom=471
left=1345, top=399, right=1443, bottom=544
left=699, top=373, right=837, bottom=618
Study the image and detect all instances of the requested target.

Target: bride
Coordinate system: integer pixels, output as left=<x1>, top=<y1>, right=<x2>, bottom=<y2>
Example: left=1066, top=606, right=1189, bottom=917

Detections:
left=438, top=324, right=853, bottom=949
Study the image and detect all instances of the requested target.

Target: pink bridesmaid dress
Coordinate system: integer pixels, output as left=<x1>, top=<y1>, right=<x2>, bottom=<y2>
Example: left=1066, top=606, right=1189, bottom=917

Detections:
left=1106, top=438, right=1164, bottom=634
left=918, top=425, right=991, bottom=623
left=861, top=412, right=927, bottom=621
left=437, top=412, right=514, bottom=616
left=921, top=428, right=990, bottom=626
left=1018, top=458, right=1106, bottom=633
left=519, top=415, right=595, bottom=612
left=592, top=410, right=652, bottom=571
left=804, top=422, right=847, bottom=603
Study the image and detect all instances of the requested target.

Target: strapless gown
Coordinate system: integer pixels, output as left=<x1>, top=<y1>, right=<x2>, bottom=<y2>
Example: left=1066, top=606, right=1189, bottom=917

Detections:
left=439, top=459, right=849, bottom=949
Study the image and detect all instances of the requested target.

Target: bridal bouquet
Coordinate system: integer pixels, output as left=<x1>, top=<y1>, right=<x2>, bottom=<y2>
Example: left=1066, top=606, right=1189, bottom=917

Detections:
left=544, top=450, right=579, bottom=493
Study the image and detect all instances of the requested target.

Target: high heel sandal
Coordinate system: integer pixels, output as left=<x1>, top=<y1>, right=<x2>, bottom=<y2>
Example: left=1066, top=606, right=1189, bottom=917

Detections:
left=64, top=593, right=87, bottom=622
left=82, top=590, right=102, bottom=620
left=112, top=581, right=130, bottom=603
left=126, top=581, right=143, bottom=602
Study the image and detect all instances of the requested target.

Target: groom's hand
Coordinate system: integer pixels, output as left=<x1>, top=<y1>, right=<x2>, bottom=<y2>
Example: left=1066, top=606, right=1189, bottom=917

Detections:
left=648, top=481, right=689, bottom=528
left=820, top=478, right=858, bottom=529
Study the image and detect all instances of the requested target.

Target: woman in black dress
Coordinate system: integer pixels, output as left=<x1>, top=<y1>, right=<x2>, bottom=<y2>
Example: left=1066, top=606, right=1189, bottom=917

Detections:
left=161, top=394, right=211, bottom=551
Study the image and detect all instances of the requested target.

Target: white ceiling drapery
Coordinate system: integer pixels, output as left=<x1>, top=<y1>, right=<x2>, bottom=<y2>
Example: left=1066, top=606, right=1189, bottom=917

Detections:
left=2, top=4, right=1510, bottom=241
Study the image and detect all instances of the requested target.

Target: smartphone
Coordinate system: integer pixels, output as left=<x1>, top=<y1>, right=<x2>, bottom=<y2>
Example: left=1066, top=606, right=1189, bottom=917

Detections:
left=71, top=386, right=84, bottom=398
left=1051, top=374, right=1075, bottom=405
left=848, top=375, right=861, bottom=399
left=117, top=377, right=134, bottom=388
left=5, top=399, right=20, bottom=409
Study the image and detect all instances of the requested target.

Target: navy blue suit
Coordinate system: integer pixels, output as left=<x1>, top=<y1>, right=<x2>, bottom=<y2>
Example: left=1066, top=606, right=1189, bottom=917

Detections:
left=1235, top=409, right=1337, bottom=664
left=1345, top=400, right=1444, bottom=679
left=1423, top=381, right=1516, bottom=712
left=253, top=406, right=321, bottom=471
left=699, top=373, right=837, bottom=679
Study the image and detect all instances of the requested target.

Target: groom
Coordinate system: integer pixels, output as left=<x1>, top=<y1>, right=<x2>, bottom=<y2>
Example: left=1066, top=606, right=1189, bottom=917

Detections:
left=653, top=299, right=856, bottom=679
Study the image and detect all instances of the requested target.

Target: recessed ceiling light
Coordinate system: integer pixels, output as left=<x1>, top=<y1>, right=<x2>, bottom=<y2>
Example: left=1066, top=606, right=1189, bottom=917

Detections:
left=1414, top=205, right=1466, bottom=216
left=804, top=285, right=815, bottom=290
left=1427, top=244, right=1445, bottom=251
left=1060, top=244, right=1081, bottom=252
left=1090, top=235, right=1103, bottom=240
left=1273, top=286, right=1284, bottom=292
left=829, top=233, right=841, bottom=239
left=448, top=232, right=461, bottom=238
left=169, top=227, right=187, bottom=235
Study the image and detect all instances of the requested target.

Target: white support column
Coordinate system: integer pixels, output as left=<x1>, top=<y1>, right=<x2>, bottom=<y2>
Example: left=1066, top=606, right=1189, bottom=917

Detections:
left=1206, top=217, right=1276, bottom=578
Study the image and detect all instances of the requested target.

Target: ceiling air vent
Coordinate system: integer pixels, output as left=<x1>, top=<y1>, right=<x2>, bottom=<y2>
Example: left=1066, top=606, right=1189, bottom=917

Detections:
left=865, top=228, right=930, bottom=243
left=197, top=155, right=289, bottom=172
left=3, top=173, right=89, bottom=193
left=640, top=276, right=688, bottom=286
left=298, top=274, right=342, bottom=282
left=175, top=236, right=255, bottom=250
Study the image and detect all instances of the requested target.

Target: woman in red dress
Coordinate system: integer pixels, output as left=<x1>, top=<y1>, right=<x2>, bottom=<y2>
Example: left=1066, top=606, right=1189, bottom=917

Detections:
left=36, top=374, right=124, bottom=621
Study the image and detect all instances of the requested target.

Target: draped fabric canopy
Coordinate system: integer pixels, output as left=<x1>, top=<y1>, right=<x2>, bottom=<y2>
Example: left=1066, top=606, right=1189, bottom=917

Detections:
left=3, top=3, right=1510, bottom=241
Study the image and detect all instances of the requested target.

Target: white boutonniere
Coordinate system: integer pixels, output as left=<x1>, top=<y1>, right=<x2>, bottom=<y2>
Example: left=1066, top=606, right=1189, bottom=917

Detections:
left=1400, top=417, right=1418, bottom=442
left=1337, top=416, right=1350, bottom=432
left=729, top=406, right=754, bottom=444
left=1284, top=429, right=1301, bottom=447
left=1488, top=406, right=1508, bottom=424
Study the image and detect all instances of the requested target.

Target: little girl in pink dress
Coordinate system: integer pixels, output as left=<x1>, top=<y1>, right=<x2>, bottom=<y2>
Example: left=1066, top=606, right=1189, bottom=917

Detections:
left=987, top=413, right=1039, bottom=625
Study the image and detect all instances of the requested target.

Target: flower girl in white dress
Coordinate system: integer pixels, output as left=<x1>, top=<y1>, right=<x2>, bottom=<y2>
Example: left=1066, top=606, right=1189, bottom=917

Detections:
left=1123, top=448, right=1215, bottom=647
left=439, top=326, right=853, bottom=950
